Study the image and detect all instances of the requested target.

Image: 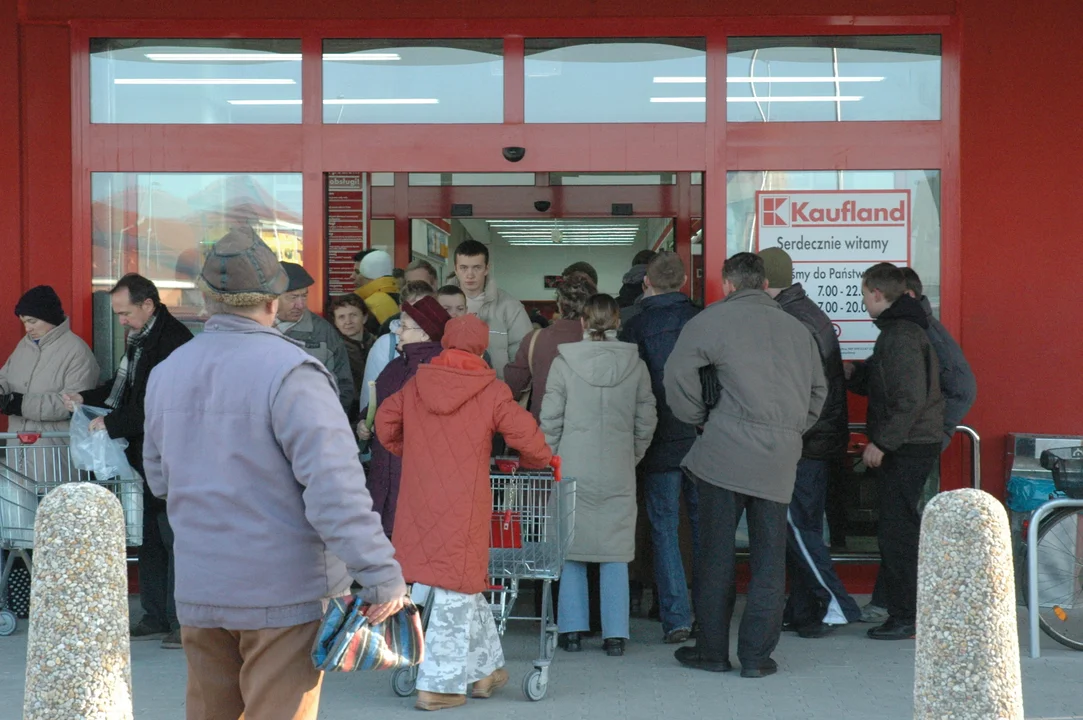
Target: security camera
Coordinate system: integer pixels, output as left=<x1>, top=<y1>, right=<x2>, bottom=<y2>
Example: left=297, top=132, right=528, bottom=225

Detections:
left=502, top=146, right=526, bottom=163
left=534, top=200, right=552, bottom=213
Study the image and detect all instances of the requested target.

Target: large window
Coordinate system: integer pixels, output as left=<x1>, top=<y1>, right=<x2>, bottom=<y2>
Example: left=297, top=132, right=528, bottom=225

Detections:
left=323, top=40, right=504, bottom=124
left=525, top=38, right=707, bottom=123
left=91, top=173, right=303, bottom=326
left=727, top=35, right=941, bottom=122
left=90, top=39, right=303, bottom=124
left=727, top=169, right=941, bottom=359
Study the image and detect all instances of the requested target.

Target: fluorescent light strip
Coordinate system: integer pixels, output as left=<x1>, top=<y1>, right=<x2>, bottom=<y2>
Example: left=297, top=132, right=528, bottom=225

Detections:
left=653, top=76, right=885, bottom=83
left=115, top=78, right=296, bottom=85
left=652, top=96, right=865, bottom=103
left=145, top=52, right=402, bottom=62
left=227, top=99, right=439, bottom=106
left=650, top=97, right=706, bottom=103
left=507, top=241, right=636, bottom=246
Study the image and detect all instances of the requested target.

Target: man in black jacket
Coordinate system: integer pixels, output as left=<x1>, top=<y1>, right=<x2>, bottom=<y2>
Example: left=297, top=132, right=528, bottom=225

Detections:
left=847, top=263, right=944, bottom=641
left=621, top=252, right=701, bottom=644
left=760, top=248, right=861, bottom=639
left=66, top=274, right=193, bottom=648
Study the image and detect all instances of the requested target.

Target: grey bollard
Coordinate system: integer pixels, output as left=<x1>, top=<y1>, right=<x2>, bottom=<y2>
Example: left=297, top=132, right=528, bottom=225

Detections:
left=23, top=483, right=133, bottom=720
left=914, top=488, right=1023, bottom=720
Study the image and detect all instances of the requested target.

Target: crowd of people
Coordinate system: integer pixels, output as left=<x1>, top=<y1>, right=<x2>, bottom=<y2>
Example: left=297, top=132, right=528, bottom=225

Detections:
left=0, top=226, right=977, bottom=718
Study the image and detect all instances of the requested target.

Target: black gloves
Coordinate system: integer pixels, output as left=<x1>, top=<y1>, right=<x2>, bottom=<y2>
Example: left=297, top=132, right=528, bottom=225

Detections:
left=0, top=392, right=23, bottom=417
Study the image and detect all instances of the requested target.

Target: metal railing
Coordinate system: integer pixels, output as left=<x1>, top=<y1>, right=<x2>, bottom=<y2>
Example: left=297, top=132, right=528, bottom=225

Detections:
left=848, top=423, right=982, bottom=490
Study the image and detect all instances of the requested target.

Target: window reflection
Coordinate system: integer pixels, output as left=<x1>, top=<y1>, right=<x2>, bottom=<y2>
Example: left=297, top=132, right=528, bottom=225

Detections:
left=323, top=40, right=503, bottom=124
left=727, top=36, right=941, bottom=122
left=91, top=173, right=303, bottom=330
left=90, top=39, right=302, bottom=124
left=525, top=39, right=707, bottom=123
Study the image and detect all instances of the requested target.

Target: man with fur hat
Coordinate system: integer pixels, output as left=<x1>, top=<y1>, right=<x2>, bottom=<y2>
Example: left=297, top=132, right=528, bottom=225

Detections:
left=758, top=247, right=861, bottom=639
left=143, top=228, right=406, bottom=720
left=277, top=261, right=355, bottom=415
left=377, top=314, right=553, bottom=710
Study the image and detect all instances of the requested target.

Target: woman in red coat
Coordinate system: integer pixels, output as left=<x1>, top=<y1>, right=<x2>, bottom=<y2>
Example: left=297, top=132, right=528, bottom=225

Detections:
left=376, top=314, right=553, bottom=711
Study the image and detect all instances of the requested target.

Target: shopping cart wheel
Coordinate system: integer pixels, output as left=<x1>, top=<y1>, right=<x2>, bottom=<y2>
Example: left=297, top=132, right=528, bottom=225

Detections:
left=391, top=667, right=417, bottom=697
left=523, top=668, right=547, bottom=701
left=0, top=611, right=16, bottom=637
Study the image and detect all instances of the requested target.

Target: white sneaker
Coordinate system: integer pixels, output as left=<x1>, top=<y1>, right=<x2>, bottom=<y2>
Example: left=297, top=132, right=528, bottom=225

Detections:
left=860, top=603, right=889, bottom=623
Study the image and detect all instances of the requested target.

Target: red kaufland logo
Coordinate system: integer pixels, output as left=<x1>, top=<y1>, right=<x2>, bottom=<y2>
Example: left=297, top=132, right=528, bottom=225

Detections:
left=761, top=196, right=789, bottom=227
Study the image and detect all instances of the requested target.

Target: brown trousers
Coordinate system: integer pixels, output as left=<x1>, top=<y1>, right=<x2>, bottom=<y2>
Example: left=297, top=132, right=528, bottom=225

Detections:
left=182, top=621, right=323, bottom=720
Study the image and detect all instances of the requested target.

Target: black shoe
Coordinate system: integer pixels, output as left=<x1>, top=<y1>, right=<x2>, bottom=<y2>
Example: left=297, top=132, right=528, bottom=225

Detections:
left=740, top=658, right=778, bottom=678
left=867, top=618, right=916, bottom=640
left=797, top=622, right=839, bottom=639
left=781, top=622, right=803, bottom=633
left=689, top=620, right=699, bottom=639
left=130, top=620, right=169, bottom=640
left=663, top=628, right=691, bottom=644
left=674, top=646, right=733, bottom=673
left=604, top=638, right=625, bottom=657
left=560, top=632, right=582, bottom=652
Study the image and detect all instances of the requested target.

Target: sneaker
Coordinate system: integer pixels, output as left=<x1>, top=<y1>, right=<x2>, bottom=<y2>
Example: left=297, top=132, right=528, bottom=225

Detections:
left=860, top=603, right=889, bottom=623
left=866, top=618, right=916, bottom=641
left=663, top=628, right=691, bottom=644
left=416, top=692, right=466, bottom=711
left=740, top=658, right=778, bottom=679
left=471, top=668, right=508, bottom=699
left=130, top=620, right=168, bottom=640
left=160, top=628, right=183, bottom=649
left=603, top=638, right=626, bottom=657
left=674, top=646, right=733, bottom=673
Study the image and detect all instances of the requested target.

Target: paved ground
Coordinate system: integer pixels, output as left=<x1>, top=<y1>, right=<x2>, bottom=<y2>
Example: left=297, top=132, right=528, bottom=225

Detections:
left=2, top=594, right=1082, bottom=719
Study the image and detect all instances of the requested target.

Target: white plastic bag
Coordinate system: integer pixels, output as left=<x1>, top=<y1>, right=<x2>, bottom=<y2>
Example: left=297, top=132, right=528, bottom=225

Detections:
left=69, top=405, right=135, bottom=480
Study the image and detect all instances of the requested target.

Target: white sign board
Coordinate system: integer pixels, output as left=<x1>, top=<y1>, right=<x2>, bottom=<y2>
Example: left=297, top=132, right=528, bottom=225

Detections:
left=755, top=190, right=912, bottom=360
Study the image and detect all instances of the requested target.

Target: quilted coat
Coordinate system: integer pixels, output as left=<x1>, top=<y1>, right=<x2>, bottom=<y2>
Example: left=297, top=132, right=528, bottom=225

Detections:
left=376, top=348, right=552, bottom=594
left=540, top=337, right=657, bottom=563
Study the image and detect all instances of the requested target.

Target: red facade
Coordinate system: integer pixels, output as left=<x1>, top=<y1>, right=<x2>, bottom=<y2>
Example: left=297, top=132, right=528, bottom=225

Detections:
left=1, top=0, right=1081, bottom=502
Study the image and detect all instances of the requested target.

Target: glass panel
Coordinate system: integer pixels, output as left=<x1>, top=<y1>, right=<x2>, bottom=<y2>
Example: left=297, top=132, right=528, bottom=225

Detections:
left=323, top=40, right=503, bottom=124
left=370, top=173, right=396, bottom=187
left=90, top=39, right=302, bottom=124
left=408, top=173, right=535, bottom=186
left=91, top=172, right=303, bottom=342
left=727, top=35, right=941, bottom=122
left=726, top=169, right=941, bottom=359
left=525, top=38, right=706, bottom=123
left=549, top=172, right=676, bottom=186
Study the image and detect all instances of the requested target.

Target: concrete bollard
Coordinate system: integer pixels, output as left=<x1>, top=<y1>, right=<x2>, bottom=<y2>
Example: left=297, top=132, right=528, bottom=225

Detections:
left=914, top=488, right=1023, bottom=720
left=23, top=483, right=133, bottom=720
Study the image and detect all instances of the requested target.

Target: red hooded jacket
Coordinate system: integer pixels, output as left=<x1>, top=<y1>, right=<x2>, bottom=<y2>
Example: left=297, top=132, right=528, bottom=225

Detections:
left=376, top=347, right=552, bottom=594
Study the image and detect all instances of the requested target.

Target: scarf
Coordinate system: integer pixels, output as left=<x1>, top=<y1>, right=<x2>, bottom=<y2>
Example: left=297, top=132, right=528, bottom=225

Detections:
left=105, top=311, right=158, bottom=409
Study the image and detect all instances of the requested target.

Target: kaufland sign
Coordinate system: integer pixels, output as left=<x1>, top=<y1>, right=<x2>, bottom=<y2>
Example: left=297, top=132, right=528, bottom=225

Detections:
left=756, top=190, right=910, bottom=263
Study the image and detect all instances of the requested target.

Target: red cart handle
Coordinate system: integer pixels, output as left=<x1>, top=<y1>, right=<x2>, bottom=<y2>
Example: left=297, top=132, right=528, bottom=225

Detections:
left=17, top=433, right=41, bottom=445
left=550, top=455, right=561, bottom=482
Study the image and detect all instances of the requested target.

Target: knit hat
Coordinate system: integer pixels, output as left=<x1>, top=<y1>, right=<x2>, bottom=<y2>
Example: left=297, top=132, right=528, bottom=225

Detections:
left=359, top=250, right=393, bottom=281
left=401, top=296, right=452, bottom=342
left=15, top=286, right=65, bottom=326
left=622, top=264, right=648, bottom=286
left=199, top=228, right=289, bottom=304
left=281, top=262, right=315, bottom=292
left=442, top=315, right=489, bottom=355
left=759, top=247, right=793, bottom=289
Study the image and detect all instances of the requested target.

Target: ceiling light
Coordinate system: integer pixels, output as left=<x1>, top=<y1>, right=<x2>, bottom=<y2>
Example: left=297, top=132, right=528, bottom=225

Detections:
left=727, top=96, right=864, bottom=102
left=654, top=76, right=706, bottom=83
left=323, top=98, right=438, bottom=105
left=650, top=97, right=706, bottom=103
left=227, top=99, right=303, bottom=105
left=726, top=76, right=884, bottom=83
left=145, top=53, right=302, bottom=62
left=114, top=78, right=296, bottom=85
left=324, top=53, right=402, bottom=61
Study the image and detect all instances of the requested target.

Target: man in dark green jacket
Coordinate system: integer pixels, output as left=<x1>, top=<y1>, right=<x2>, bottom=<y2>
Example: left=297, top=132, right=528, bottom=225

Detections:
left=847, top=262, right=945, bottom=641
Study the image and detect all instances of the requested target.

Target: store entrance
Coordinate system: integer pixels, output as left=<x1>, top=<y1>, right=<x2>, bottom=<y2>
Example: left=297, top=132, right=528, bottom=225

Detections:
left=325, top=171, right=704, bottom=307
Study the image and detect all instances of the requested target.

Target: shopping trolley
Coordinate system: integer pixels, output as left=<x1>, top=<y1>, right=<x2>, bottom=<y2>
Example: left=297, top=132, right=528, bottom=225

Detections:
left=0, top=432, right=144, bottom=636
left=392, top=455, right=575, bottom=702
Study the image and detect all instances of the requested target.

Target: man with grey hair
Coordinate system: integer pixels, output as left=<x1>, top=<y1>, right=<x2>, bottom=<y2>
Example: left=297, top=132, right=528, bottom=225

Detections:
left=143, top=228, right=406, bottom=720
left=664, top=252, right=827, bottom=679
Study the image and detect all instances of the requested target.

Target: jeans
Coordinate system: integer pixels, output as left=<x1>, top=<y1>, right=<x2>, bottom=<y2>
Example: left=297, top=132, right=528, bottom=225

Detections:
left=784, top=458, right=861, bottom=626
left=877, top=447, right=939, bottom=624
left=141, top=506, right=178, bottom=630
left=558, top=561, right=629, bottom=640
left=693, top=476, right=788, bottom=665
left=645, top=469, right=700, bottom=633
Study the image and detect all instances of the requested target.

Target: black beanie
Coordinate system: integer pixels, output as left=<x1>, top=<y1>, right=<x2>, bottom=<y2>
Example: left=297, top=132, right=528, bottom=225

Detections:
left=15, top=286, right=65, bottom=327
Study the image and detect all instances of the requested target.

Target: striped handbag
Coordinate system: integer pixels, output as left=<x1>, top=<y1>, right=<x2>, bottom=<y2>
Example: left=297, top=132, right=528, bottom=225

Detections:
left=311, top=596, right=425, bottom=672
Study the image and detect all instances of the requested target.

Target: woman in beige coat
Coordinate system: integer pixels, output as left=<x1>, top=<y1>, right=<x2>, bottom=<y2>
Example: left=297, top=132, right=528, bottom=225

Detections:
left=1, top=286, right=101, bottom=475
left=540, top=293, right=657, bottom=657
